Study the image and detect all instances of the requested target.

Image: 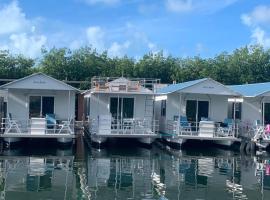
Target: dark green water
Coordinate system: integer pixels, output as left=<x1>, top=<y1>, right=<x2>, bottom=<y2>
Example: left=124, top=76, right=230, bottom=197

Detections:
left=0, top=140, right=270, bottom=200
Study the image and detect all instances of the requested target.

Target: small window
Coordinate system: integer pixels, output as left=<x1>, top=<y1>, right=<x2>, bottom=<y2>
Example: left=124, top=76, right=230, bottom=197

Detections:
left=228, top=102, right=242, bottom=120
left=161, top=100, right=166, bottom=117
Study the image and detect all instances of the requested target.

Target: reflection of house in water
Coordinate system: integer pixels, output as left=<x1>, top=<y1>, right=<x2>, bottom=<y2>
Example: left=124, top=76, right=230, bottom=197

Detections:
left=255, top=158, right=270, bottom=197
left=0, top=156, right=74, bottom=200
left=154, top=153, right=247, bottom=200
left=87, top=156, right=154, bottom=199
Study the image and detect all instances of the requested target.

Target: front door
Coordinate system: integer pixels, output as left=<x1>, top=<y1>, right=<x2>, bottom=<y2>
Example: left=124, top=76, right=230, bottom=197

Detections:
left=29, top=96, right=54, bottom=118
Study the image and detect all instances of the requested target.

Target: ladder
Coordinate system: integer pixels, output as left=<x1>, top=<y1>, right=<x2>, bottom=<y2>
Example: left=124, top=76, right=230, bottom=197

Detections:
left=144, top=96, right=154, bottom=120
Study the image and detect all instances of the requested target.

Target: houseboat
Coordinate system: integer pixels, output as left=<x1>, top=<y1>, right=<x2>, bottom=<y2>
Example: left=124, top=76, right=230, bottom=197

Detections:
left=155, top=78, right=242, bottom=148
left=0, top=73, right=79, bottom=145
left=84, top=77, right=160, bottom=145
left=230, top=82, right=270, bottom=150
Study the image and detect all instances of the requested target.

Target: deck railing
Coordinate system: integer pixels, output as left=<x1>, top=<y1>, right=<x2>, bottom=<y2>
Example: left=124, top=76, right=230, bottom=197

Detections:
left=88, top=118, right=159, bottom=135
left=91, top=77, right=160, bottom=92
left=166, top=120, right=239, bottom=138
left=1, top=118, right=75, bottom=135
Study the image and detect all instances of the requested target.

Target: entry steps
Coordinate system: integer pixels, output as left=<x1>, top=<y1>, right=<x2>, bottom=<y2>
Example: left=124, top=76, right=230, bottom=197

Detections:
left=30, top=118, right=46, bottom=134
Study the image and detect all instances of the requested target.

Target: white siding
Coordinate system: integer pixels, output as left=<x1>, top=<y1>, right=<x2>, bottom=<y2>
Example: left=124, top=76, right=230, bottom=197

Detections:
left=7, top=89, right=76, bottom=120
left=89, top=93, right=153, bottom=120
left=160, top=92, right=232, bottom=133
left=4, top=73, right=76, bottom=91
left=181, top=79, right=237, bottom=95
left=241, top=97, right=262, bottom=125
left=209, top=95, right=229, bottom=122
left=166, top=93, right=182, bottom=121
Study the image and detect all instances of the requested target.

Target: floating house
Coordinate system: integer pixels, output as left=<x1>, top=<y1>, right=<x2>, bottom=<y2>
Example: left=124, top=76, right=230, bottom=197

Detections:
left=0, top=73, right=79, bottom=144
left=155, top=78, right=242, bottom=147
left=230, top=82, right=270, bottom=149
left=84, top=77, right=160, bottom=145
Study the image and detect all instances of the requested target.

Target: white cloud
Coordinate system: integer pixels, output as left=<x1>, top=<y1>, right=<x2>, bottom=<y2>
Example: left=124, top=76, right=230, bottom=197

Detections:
left=251, top=27, right=270, bottom=48
left=241, top=5, right=270, bottom=27
left=83, top=23, right=159, bottom=57
left=108, top=41, right=130, bottom=57
left=125, top=22, right=158, bottom=53
left=8, top=33, right=47, bottom=57
left=165, top=0, right=238, bottom=14
left=166, top=0, right=193, bottom=13
left=0, top=1, right=47, bottom=57
left=241, top=5, right=270, bottom=48
left=195, top=43, right=205, bottom=54
left=0, top=1, right=30, bottom=35
left=86, top=26, right=105, bottom=50
left=82, top=0, right=120, bottom=6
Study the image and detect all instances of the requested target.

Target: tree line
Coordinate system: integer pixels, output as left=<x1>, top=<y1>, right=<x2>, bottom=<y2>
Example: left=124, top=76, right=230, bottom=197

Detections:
left=0, top=45, right=270, bottom=89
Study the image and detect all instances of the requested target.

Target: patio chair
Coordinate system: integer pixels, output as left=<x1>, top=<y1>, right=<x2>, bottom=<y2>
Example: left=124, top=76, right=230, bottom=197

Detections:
left=58, top=117, right=73, bottom=134
left=123, top=118, right=134, bottom=134
left=264, top=124, right=270, bottom=140
left=5, top=113, right=21, bottom=134
left=179, top=116, right=192, bottom=135
left=217, top=118, right=234, bottom=137
left=45, top=114, right=57, bottom=133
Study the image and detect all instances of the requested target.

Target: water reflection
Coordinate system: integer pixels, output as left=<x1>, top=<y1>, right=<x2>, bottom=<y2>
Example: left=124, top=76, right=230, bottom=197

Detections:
left=0, top=143, right=269, bottom=199
left=0, top=156, right=74, bottom=199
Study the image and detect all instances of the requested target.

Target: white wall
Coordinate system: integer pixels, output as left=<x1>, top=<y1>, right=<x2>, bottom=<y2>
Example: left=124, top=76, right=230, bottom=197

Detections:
left=89, top=93, right=153, bottom=120
left=241, top=97, right=262, bottom=125
left=166, top=93, right=183, bottom=121
left=159, top=92, right=231, bottom=133
left=7, top=89, right=76, bottom=120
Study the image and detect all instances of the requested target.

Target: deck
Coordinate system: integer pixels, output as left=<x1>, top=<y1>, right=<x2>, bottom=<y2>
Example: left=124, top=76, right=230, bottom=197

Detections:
left=0, top=133, right=76, bottom=138
left=90, top=133, right=159, bottom=138
left=174, top=135, right=241, bottom=142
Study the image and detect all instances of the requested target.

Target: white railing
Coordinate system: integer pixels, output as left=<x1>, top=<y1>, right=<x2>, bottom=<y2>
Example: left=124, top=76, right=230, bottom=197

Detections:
left=1, top=118, right=75, bottom=135
left=88, top=118, right=159, bottom=135
left=91, top=77, right=160, bottom=92
left=166, top=120, right=239, bottom=138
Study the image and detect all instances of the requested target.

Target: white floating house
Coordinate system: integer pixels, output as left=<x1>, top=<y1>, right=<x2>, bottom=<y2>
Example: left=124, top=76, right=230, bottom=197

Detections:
left=0, top=73, right=79, bottom=144
left=84, top=77, right=159, bottom=145
left=155, top=78, right=242, bottom=147
left=230, top=82, right=270, bottom=148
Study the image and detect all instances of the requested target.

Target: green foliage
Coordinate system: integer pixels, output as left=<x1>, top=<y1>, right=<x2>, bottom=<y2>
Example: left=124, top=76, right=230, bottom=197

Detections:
left=1, top=45, right=270, bottom=89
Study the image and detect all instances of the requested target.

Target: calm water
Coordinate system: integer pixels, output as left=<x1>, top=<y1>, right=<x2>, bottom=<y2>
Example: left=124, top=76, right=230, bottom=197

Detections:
left=0, top=140, right=270, bottom=200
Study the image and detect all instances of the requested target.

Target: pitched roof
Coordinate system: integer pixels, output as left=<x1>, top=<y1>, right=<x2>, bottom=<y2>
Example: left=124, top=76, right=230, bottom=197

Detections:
left=157, top=78, right=208, bottom=94
left=0, top=72, right=80, bottom=92
left=229, top=82, right=270, bottom=97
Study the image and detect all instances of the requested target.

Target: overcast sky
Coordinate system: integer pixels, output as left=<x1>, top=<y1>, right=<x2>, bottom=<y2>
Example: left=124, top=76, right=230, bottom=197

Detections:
left=0, top=0, right=269, bottom=58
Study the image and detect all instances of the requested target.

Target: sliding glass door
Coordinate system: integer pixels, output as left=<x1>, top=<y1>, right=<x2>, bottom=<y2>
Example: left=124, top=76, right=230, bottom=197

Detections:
left=110, top=97, right=134, bottom=120
left=29, top=96, right=54, bottom=118
left=186, top=100, right=209, bottom=129
left=263, top=103, right=270, bottom=125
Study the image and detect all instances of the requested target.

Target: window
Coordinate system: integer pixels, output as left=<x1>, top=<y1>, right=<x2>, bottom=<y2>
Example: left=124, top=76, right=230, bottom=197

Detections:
left=110, top=97, right=134, bottom=119
left=228, top=102, right=242, bottom=120
left=263, top=103, right=270, bottom=124
left=161, top=100, right=166, bottom=116
left=186, top=100, right=209, bottom=122
left=29, top=96, right=54, bottom=118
